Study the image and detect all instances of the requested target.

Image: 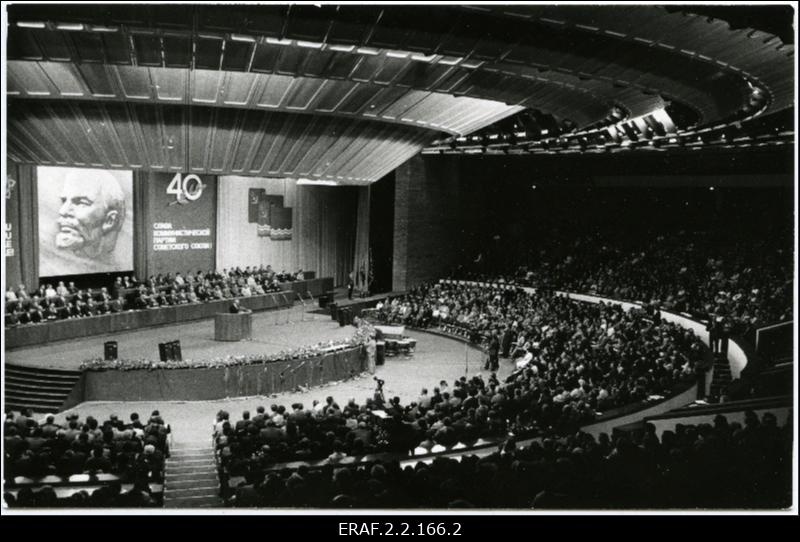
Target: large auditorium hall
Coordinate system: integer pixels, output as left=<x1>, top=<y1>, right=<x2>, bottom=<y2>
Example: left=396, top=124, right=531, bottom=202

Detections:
left=1, top=2, right=796, bottom=516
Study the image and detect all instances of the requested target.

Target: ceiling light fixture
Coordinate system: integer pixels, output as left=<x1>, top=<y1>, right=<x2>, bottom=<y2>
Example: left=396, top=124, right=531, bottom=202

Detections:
left=297, top=40, right=324, bottom=49
left=296, top=178, right=339, bottom=186
left=411, top=54, right=436, bottom=62
left=328, top=44, right=356, bottom=52
left=16, top=21, right=47, bottom=28
left=89, top=25, right=119, bottom=33
left=266, top=37, right=292, bottom=46
left=55, top=23, right=85, bottom=31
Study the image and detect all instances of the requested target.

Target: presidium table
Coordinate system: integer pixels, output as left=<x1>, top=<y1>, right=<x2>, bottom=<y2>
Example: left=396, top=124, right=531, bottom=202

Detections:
left=215, top=312, right=252, bottom=341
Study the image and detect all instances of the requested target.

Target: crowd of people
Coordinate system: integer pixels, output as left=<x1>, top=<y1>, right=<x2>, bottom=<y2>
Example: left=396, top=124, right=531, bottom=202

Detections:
left=459, top=229, right=793, bottom=339
left=226, top=411, right=791, bottom=509
left=4, top=266, right=307, bottom=327
left=3, top=408, right=170, bottom=508
left=215, top=282, right=705, bottom=488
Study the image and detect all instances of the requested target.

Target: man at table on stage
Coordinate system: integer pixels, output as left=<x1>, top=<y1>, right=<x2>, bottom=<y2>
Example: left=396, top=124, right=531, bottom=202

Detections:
left=229, top=299, right=251, bottom=314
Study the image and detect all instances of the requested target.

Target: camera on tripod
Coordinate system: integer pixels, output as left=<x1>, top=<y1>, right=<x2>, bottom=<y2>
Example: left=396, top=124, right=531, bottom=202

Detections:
left=374, top=377, right=385, bottom=390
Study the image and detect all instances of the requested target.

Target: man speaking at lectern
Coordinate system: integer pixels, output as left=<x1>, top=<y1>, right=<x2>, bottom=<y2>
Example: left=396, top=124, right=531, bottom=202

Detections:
left=229, top=299, right=251, bottom=314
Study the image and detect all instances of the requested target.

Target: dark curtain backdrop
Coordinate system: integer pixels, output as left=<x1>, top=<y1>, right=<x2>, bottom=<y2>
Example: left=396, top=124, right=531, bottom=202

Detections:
left=353, top=185, right=371, bottom=292
left=133, top=171, right=149, bottom=281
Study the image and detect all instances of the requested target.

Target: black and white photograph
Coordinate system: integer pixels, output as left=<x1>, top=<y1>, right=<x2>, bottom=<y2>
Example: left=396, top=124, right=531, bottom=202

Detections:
left=1, top=1, right=796, bottom=517
left=37, top=166, right=134, bottom=277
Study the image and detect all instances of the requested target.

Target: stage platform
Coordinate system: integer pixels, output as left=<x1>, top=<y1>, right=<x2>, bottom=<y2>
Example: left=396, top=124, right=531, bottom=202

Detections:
left=53, top=330, right=512, bottom=444
left=4, top=310, right=351, bottom=371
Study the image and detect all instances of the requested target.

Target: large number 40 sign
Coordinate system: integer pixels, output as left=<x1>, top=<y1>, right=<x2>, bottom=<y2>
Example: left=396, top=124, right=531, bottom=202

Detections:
left=167, top=173, right=205, bottom=202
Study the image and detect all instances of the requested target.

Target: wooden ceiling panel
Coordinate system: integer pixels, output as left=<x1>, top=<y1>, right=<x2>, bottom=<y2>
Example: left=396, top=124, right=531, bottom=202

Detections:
left=70, top=31, right=105, bottom=63
left=284, top=5, right=338, bottom=42
left=163, top=35, right=192, bottom=68
left=115, top=65, right=153, bottom=99
left=7, top=61, right=56, bottom=96
left=76, top=63, right=119, bottom=97
left=221, top=72, right=259, bottom=106
left=285, top=78, right=326, bottom=110
left=152, top=68, right=186, bottom=102
left=250, top=42, right=282, bottom=73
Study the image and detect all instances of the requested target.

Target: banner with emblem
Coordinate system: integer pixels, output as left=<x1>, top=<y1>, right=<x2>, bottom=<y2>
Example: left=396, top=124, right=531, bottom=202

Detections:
left=257, top=194, right=285, bottom=237
left=248, top=188, right=265, bottom=223
left=269, top=204, right=293, bottom=241
left=5, top=161, right=22, bottom=289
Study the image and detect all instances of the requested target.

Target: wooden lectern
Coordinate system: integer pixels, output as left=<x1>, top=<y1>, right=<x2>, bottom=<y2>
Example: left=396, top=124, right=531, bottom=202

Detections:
left=215, top=312, right=252, bottom=341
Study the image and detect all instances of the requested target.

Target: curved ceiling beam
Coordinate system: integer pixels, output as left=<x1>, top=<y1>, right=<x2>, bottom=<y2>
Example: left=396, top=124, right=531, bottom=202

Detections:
left=7, top=61, right=524, bottom=137
left=6, top=24, right=618, bottom=130
left=6, top=99, right=434, bottom=183
left=479, top=5, right=793, bottom=117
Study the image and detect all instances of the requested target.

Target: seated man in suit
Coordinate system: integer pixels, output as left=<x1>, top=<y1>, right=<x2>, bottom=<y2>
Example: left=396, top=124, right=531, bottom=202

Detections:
left=28, top=306, right=44, bottom=324
left=96, top=297, right=110, bottom=315
left=133, top=292, right=148, bottom=310
left=56, top=281, right=69, bottom=297
left=54, top=297, right=70, bottom=319
left=82, top=299, right=98, bottom=317
left=68, top=300, right=82, bottom=318
left=109, top=295, right=126, bottom=313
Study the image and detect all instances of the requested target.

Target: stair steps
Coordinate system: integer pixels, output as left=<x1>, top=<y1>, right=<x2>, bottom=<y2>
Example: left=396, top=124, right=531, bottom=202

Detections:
left=4, top=365, right=81, bottom=413
left=163, top=443, right=224, bottom=509
left=709, top=354, right=734, bottom=398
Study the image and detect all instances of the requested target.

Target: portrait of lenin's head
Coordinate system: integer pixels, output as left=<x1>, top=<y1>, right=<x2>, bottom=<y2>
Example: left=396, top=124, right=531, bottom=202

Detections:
left=55, top=169, right=126, bottom=259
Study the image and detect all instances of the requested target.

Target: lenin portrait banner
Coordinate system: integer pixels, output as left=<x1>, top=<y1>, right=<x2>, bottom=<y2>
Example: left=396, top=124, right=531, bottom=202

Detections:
left=37, top=166, right=134, bottom=277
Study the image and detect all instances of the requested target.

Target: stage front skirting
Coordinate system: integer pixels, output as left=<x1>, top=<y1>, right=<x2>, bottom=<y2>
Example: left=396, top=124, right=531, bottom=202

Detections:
left=5, top=278, right=333, bottom=349
left=80, top=346, right=367, bottom=402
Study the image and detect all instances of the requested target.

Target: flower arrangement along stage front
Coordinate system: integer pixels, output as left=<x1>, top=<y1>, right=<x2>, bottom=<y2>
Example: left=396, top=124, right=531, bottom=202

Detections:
left=80, top=319, right=376, bottom=372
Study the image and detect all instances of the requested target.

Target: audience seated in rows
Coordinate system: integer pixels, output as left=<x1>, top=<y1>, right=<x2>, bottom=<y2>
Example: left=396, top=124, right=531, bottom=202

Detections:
left=216, top=283, right=703, bottom=482
left=3, top=408, right=170, bottom=492
left=225, top=411, right=791, bottom=509
left=453, top=228, right=792, bottom=338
